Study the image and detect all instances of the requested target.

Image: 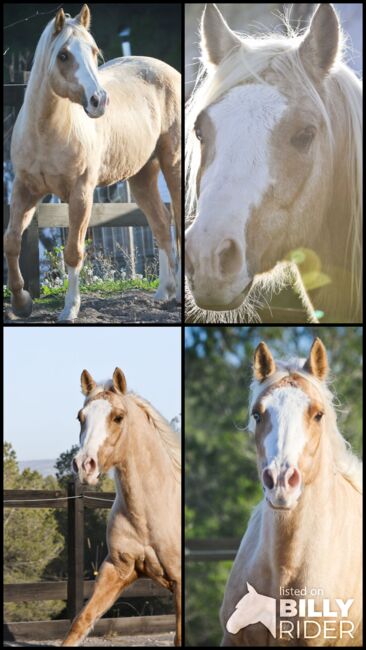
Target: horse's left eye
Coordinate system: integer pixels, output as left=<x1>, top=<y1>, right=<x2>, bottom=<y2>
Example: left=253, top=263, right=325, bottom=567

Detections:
left=58, top=51, right=68, bottom=62
left=290, top=126, right=316, bottom=152
left=252, top=411, right=261, bottom=423
left=194, top=123, right=203, bottom=142
left=314, top=411, right=324, bottom=422
left=113, top=415, right=123, bottom=424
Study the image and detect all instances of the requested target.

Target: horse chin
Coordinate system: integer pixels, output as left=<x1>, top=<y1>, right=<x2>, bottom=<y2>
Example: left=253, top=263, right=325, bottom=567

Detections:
left=84, top=106, right=105, bottom=119
left=266, top=496, right=297, bottom=511
left=81, top=472, right=101, bottom=486
left=194, top=281, right=253, bottom=312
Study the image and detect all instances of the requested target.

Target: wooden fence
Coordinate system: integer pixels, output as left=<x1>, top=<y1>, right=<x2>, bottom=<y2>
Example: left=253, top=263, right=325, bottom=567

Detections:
left=4, top=485, right=174, bottom=642
left=4, top=82, right=167, bottom=298
left=185, top=539, right=240, bottom=562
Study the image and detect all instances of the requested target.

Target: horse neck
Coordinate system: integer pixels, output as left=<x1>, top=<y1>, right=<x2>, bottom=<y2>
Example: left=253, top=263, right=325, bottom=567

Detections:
left=114, top=402, right=175, bottom=525
left=23, top=65, right=72, bottom=134
left=261, top=434, right=335, bottom=586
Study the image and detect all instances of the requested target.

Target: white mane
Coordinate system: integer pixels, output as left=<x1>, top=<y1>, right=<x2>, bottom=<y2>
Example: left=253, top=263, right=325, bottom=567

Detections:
left=249, top=358, right=362, bottom=494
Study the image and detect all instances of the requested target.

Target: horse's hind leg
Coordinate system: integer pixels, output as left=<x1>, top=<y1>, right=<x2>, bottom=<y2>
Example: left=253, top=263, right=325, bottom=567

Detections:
left=129, top=158, right=176, bottom=300
left=157, top=133, right=181, bottom=302
left=4, top=178, right=41, bottom=317
left=62, top=556, right=137, bottom=646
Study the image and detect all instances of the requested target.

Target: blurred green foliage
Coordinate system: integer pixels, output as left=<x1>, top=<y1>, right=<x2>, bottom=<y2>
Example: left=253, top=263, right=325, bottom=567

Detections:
left=185, top=326, right=362, bottom=646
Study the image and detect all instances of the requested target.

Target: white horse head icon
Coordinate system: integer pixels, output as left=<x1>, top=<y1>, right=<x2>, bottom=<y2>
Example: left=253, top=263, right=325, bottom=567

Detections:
left=226, top=582, right=276, bottom=637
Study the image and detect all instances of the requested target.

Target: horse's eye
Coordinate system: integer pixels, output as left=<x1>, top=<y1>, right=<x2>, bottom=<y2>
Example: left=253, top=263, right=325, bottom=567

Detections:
left=314, top=411, right=324, bottom=422
left=58, top=51, right=68, bottom=62
left=290, top=126, right=316, bottom=152
left=194, top=123, right=203, bottom=142
left=113, top=415, right=123, bottom=424
left=252, top=411, right=261, bottom=423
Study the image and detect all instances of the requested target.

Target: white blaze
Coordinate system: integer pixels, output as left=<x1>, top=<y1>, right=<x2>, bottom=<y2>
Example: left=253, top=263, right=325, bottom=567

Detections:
left=80, top=399, right=112, bottom=458
left=70, top=38, right=101, bottom=105
left=262, top=387, right=310, bottom=468
left=187, top=83, right=287, bottom=304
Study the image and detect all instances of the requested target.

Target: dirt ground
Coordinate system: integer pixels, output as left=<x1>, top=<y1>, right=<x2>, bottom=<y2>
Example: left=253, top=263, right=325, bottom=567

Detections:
left=4, top=631, right=175, bottom=646
left=3, top=291, right=181, bottom=324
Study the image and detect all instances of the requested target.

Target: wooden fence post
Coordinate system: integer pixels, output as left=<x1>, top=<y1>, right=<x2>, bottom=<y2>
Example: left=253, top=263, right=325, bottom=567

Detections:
left=20, top=211, right=40, bottom=298
left=67, top=480, right=84, bottom=621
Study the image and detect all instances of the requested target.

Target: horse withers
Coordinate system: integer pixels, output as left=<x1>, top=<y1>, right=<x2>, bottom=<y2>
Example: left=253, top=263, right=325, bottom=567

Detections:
left=62, top=367, right=181, bottom=646
left=220, top=338, right=362, bottom=646
left=5, top=5, right=181, bottom=322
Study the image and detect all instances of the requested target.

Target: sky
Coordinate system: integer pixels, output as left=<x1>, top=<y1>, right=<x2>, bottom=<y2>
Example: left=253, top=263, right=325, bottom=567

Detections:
left=4, top=326, right=181, bottom=461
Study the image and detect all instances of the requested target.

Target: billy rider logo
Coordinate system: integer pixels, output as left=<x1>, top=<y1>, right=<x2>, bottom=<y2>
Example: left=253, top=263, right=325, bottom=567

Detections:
left=226, top=583, right=355, bottom=640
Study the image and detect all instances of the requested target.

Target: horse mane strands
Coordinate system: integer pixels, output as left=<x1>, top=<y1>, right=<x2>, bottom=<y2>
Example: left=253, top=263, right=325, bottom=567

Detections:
left=130, top=393, right=181, bottom=476
left=330, top=62, right=362, bottom=318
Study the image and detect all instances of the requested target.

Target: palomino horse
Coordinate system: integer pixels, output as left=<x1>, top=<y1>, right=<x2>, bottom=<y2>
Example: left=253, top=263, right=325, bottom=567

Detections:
left=62, top=368, right=181, bottom=646
left=5, top=5, right=181, bottom=322
left=185, top=4, right=362, bottom=323
left=220, top=338, right=362, bottom=646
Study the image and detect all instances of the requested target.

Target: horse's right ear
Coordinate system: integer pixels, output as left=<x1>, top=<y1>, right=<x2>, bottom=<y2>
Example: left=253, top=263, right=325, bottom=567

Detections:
left=200, top=4, right=242, bottom=67
left=253, top=342, right=276, bottom=382
left=54, top=8, right=65, bottom=35
left=81, top=370, right=96, bottom=396
left=247, top=582, right=257, bottom=594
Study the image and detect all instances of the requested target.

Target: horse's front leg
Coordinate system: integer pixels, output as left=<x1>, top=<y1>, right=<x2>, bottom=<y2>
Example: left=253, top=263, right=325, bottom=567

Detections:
left=4, top=178, right=41, bottom=317
left=173, top=580, right=182, bottom=646
left=61, top=555, right=137, bottom=647
left=58, top=182, right=93, bottom=322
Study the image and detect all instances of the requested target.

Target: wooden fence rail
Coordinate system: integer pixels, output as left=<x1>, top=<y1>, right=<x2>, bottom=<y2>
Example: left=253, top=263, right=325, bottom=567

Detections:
left=185, top=538, right=241, bottom=562
left=4, top=485, right=174, bottom=641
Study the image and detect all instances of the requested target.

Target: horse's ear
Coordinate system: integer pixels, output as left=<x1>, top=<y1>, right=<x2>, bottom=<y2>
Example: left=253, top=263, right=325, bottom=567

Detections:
left=299, top=4, right=339, bottom=81
left=247, top=582, right=256, bottom=594
left=304, top=338, right=328, bottom=381
left=253, top=342, right=276, bottom=382
left=75, top=4, right=91, bottom=31
left=81, top=370, right=96, bottom=396
left=54, top=8, right=65, bottom=35
left=200, top=3, right=242, bottom=67
left=113, top=368, right=127, bottom=395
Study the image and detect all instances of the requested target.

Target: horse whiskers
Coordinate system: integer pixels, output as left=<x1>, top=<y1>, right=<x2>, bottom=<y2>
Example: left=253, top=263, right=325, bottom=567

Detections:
left=185, top=262, right=318, bottom=324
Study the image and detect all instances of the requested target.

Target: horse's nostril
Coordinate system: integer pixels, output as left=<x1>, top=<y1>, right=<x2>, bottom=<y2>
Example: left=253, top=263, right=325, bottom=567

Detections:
left=287, top=467, right=300, bottom=488
left=90, top=94, right=99, bottom=108
left=217, top=239, right=243, bottom=276
left=263, top=468, right=274, bottom=490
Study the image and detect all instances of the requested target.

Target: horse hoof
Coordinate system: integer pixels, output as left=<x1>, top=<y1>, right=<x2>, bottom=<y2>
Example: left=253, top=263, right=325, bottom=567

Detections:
left=11, top=290, right=33, bottom=318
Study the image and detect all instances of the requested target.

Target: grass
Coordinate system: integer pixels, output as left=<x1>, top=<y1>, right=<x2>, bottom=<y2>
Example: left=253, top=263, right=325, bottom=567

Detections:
left=3, top=278, right=159, bottom=305
left=3, top=242, right=161, bottom=304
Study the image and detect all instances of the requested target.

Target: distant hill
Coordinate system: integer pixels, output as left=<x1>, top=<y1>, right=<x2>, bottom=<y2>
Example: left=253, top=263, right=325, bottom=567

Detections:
left=18, top=458, right=57, bottom=477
